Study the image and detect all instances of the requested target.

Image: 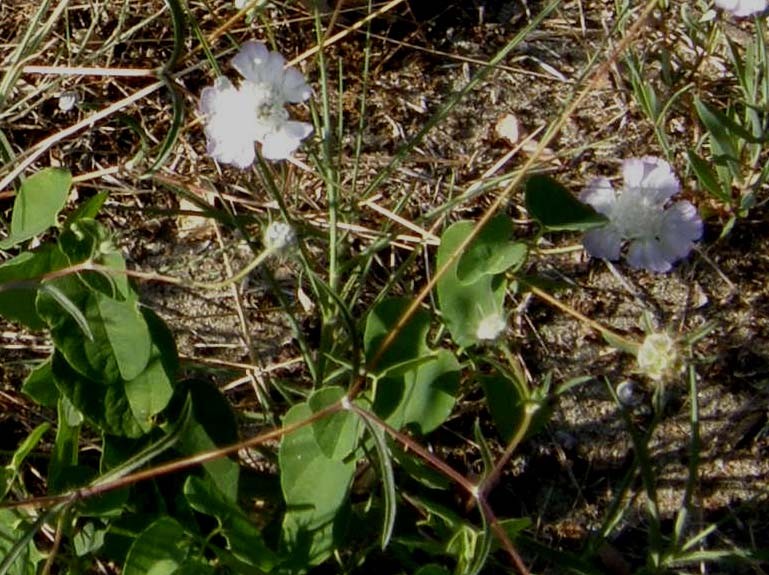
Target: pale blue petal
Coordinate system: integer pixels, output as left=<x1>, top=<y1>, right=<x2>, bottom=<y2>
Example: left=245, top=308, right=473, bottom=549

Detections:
left=623, top=156, right=679, bottom=204
left=579, top=177, right=616, bottom=216
left=583, top=227, right=623, bottom=261
left=282, top=67, right=311, bottom=103
left=232, top=41, right=271, bottom=83
left=657, top=201, right=702, bottom=261
left=627, top=239, right=673, bottom=273
left=261, top=121, right=313, bottom=160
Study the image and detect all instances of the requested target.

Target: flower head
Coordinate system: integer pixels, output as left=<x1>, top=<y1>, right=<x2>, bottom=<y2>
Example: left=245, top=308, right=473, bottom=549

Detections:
left=58, top=91, right=78, bottom=112
left=475, top=312, right=507, bottom=342
left=636, top=332, right=681, bottom=382
left=263, top=221, right=297, bottom=254
left=580, top=157, right=702, bottom=273
left=715, top=0, right=767, bottom=17
left=198, top=41, right=312, bottom=167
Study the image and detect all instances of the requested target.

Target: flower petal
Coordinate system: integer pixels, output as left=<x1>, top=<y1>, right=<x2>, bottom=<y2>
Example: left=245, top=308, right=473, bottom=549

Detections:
left=657, top=201, right=702, bottom=261
left=583, top=226, right=623, bottom=261
left=626, top=239, right=673, bottom=273
left=232, top=41, right=287, bottom=85
left=199, top=78, right=260, bottom=168
left=623, top=156, right=679, bottom=204
left=282, top=67, right=311, bottom=103
left=261, top=121, right=313, bottom=160
left=715, top=0, right=767, bottom=17
left=579, top=177, right=616, bottom=216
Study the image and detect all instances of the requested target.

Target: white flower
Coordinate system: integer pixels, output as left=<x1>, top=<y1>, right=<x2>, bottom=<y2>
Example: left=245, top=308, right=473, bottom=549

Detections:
left=58, top=91, right=78, bottom=112
left=263, top=221, right=297, bottom=253
left=580, top=157, right=702, bottom=273
left=198, top=41, right=312, bottom=167
left=636, top=333, right=680, bottom=382
left=475, top=312, right=507, bottom=342
left=199, top=77, right=261, bottom=168
left=715, top=0, right=766, bottom=17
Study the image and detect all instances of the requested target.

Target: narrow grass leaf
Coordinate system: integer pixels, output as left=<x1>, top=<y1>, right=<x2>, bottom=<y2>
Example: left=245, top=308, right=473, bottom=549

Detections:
left=1, top=423, right=50, bottom=500
left=356, top=409, right=396, bottom=550
left=687, top=149, right=730, bottom=203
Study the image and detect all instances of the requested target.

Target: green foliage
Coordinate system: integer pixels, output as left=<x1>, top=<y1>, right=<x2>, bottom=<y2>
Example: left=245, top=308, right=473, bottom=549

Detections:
left=0, top=167, right=71, bottom=249
left=184, top=476, right=277, bottom=571
left=524, top=175, right=607, bottom=232
left=436, top=220, right=507, bottom=349
left=122, top=517, right=193, bottom=575
left=279, top=398, right=356, bottom=567
left=0, top=510, right=44, bottom=575
left=365, top=298, right=459, bottom=433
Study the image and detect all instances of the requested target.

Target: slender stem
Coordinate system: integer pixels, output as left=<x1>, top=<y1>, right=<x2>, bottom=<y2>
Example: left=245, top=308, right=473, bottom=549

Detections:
left=479, top=402, right=534, bottom=499
left=2, top=403, right=341, bottom=511
left=350, top=0, right=657, bottom=397
left=527, top=284, right=639, bottom=352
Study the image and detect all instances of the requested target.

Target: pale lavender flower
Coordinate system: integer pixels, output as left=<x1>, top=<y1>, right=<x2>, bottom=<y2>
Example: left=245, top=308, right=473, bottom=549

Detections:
left=198, top=41, right=312, bottom=166
left=580, top=157, right=702, bottom=273
left=715, top=0, right=767, bottom=17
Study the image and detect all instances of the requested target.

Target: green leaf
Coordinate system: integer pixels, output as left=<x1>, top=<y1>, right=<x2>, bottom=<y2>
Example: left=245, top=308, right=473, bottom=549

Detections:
left=365, top=298, right=459, bottom=433
left=456, top=214, right=527, bottom=284
left=479, top=375, right=524, bottom=442
left=0, top=244, right=67, bottom=330
left=36, top=265, right=175, bottom=436
left=58, top=219, right=129, bottom=298
left=1, top=423, right=50, bottom=500
left=51, top=354, right=144, bottom=438
left=123, top=516, right=190, bottom=575
left=0, top=168, right=71, bottom=249
left=64, top=191, right=108, bottom=224
left=525, top=175, right=607, bottom=232
left=183, top=476, right=278, bottom=571
left=21, top=359, right=58, bottom=407
left=309, top=387, right=361, bottom=460
left=436, top=222, right=506, bottom=348
left=381, top=350, right=460, bottom=434
left=48, top=396, right=82, bottom=493
left=38, top=282, right=93, bottom=341
left=96, top=294, right=152, bottom=381
left=0, top=509, right=44, bottom=575
left=356, top=411, right=396, bottom=550
left=280, top=402, right=355, bottom=567
left=687, top=149, right=731, bottom=203
left=73, top=521, right=107, bottom=557
left=176, top=379, right=239, bottom=501
left=363, top=297, right=429, bottom=374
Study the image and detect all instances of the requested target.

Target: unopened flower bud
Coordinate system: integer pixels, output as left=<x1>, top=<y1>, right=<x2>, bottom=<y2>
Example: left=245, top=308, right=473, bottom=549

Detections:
left=637, top=332, right=680, bottom=381
left=263, top=221, right=297, bottom=253
left=475, top=312, right=506, bottom=342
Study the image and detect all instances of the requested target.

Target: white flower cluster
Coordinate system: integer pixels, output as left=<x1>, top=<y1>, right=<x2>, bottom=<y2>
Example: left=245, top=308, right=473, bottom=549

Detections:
left=715, top=0, right=766, bottom=17
left=579, top=157, right=702, bottom=273
left=199, top=41, right=313, bottom=167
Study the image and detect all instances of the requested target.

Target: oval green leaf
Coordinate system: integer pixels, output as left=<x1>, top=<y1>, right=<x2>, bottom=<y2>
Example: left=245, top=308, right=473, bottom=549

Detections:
left=524, top=174, right=607, bottom=232
left=0, top=168, right=71, bottom=249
